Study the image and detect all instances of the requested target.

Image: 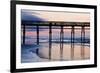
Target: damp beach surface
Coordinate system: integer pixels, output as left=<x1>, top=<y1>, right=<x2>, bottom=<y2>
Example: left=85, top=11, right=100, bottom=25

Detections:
left=21, top=42, right=90, bottom=63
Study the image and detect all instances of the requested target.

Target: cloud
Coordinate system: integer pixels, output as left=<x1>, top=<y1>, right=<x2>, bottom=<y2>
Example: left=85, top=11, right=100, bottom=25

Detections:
left=21, top=9, right=45, bottom=21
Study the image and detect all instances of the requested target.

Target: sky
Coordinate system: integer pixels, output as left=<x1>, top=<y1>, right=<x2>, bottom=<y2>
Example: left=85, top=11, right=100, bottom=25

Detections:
left=21, top=9, right=90, bottom=22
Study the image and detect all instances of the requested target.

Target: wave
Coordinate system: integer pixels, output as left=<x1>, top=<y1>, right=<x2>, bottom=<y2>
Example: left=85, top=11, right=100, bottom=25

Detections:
left=38, top=38, right=90, bottom=44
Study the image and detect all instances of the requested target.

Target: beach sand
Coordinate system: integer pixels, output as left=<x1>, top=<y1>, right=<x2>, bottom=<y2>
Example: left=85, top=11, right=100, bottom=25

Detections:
left=38, top=43, right=90, bottom=61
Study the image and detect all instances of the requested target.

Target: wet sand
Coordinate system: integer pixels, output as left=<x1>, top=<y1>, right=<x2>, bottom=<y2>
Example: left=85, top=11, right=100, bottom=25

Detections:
left=38, top=43, right=90, bottom=61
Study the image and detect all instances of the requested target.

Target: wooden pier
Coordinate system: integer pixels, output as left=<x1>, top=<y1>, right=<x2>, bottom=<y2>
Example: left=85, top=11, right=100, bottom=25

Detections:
left=22, top=21, right=90, bottom=60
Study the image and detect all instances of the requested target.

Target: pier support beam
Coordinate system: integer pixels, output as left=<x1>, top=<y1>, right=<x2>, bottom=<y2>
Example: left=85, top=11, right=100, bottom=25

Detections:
left=60, top=26, right=64, bottom=60
left=23, top=24, right=26, bottom=44
left=36, top=25, right=39, bottom=55
left=81, top=26, right=85, bottom=59
left=49, top=24, right=52, bottom=60
left=71, top=26, right=74, bottom=60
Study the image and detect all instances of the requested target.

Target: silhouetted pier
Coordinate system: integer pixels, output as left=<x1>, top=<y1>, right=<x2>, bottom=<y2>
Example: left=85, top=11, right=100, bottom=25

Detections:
left=22, top=21, right=90, bottom=60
